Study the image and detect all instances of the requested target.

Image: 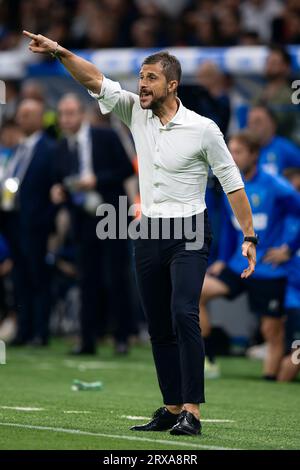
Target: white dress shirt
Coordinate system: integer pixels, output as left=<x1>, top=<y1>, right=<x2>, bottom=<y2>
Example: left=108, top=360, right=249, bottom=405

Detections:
left=5, top=131, right=42, bottom=182
left=67, top=122, right=93, bottom=177
left=89, top=77, right=244, bottom=218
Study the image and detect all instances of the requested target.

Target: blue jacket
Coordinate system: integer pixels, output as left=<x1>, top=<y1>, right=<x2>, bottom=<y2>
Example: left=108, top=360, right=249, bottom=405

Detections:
left=218, top=169, right=300, bottom=279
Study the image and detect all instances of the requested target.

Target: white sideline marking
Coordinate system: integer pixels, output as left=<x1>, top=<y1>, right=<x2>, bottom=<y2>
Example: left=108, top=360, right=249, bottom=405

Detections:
left=0, top=406, right=44, bottom=412
left=63, top=411, right=91, bottom=414
left=121, top=415, right=149, bottom=420
left=121, top=415, right=235, bottom=423
left=202, top=419, right=235, bottom=423
left=0, top=422, right=237, bottom=450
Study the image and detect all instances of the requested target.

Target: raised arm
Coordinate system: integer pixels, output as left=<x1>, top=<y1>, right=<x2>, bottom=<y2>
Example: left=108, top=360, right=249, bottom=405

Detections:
left=23, top=31, right=102, bottom=94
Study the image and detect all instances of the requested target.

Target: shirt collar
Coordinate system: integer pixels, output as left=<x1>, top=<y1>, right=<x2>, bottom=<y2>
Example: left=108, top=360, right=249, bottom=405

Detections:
left=77, top=122, right=90, bottom=141
left=23, top=130, right=43, bottom=149
left=67, top=122, right=90, bottom=147
left=147, top=99, right=185, bottom=126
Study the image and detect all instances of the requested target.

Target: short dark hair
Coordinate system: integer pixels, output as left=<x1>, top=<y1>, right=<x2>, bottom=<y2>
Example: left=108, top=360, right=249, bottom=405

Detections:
left=229, top=130, right=261, bottom=154
left=251, top=104, right=278, bottom=126
left=142, top=51, right=182, bottom=84
left=268, top=45, right=292, bottom=67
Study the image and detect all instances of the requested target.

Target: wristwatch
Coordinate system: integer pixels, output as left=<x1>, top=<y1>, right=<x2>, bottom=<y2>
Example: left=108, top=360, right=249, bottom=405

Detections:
left=243, top=234, right=259, bottom=245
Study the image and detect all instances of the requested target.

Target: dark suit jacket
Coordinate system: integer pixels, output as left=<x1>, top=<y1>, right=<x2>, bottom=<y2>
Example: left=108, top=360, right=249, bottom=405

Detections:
left=19, top=133, right=57, bottom=232
left=55, top=126, right=134, bottom=241
left=1, top=133, right=57, bottom=254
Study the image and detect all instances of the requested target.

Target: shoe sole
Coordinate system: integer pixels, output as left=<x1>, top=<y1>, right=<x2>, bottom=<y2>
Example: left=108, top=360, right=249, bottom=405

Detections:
left=130, top=426, right=174, bottom=432
left=170, top=429, right=201, bottom=436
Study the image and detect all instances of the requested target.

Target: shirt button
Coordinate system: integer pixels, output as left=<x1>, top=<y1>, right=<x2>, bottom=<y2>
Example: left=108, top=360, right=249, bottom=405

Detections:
left=154, top=182, right=159, bottom=187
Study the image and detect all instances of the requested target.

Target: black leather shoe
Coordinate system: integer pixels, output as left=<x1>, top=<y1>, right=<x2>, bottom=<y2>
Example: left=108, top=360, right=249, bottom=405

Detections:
left=130, top=407, right=180, bottom=432
left=170, top=411, right=201, bottom=436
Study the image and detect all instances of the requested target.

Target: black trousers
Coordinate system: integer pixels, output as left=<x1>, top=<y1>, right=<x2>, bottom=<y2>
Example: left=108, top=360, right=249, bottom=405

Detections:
left=77, top=232, right=133, bottom=349
left=3, top=214, right=50, bottom=342
left=133, top=211, right=211, bottom=405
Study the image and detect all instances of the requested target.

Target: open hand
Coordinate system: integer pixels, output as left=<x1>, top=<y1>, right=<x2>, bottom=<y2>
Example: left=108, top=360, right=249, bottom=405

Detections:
left=241, top=241, right=256, bottom=279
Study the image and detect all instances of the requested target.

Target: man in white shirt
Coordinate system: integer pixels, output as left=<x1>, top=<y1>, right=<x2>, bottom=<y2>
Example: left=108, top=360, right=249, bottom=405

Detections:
left=23, top=30, right=257, bottom=436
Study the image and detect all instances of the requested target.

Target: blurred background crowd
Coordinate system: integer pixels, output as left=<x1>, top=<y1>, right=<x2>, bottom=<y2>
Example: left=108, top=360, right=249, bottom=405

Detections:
left=0, top=1, right=299, bottom=379
left=0, top=0, right=300, bottom=50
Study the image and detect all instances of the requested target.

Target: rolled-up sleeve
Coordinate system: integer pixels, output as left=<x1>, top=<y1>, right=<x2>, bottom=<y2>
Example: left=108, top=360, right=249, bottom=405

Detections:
left=88, top=76, right=138, bottom=128
left=203, top=121, right=244, bottom=194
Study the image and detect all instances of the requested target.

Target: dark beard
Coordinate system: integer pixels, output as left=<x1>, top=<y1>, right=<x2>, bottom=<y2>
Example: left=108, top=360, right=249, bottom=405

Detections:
left=140, top=87, right=168, bottom=110
left=148, top=92, right=168, bottom=111
left=266, top=71, right=285, bottom=81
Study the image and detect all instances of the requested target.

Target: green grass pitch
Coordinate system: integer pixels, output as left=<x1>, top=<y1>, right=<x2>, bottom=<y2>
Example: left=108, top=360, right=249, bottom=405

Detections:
left=0, top=340, right=299, bottom=450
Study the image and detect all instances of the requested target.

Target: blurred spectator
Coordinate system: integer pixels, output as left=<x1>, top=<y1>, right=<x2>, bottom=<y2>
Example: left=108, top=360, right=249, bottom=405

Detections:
left=0, top=119, right=24, bottom=181
left=247, top=105, right=300, bottom=176
left=101, top=0, right=140, bottom=47
left=217, top=8, right=241, bottom=46
left=142, top=0, right=189, bottom=18
left=0, top=99, right=57, bottom=346
left=20, top=79, right=59, bottom=138
left=85, top=15, right=119, bottom=49
left=240, top=0, right=283, bottom=43
left=52, top=93, right=135, bottom=355
left=272, top=0, right=300, bottom=45
left=239, top=30, right=261, bottom=46
left=0, top=0, right=297, bottom=49
left=2, top=81, right=19, bottom=121
left=253, top=45, right=298, bottom=143
left=183, top=10, right=217, bottom=46
left=131, top=17, right=165, bottom=48
left=264, top=168, right=300, bottom=382
left=197, top=61, right=231, bottom=136
left=200, top=130, right=300, bottom=380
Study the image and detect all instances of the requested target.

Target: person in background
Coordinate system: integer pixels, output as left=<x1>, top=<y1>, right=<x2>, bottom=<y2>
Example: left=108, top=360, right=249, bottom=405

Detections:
left=247, top=105, right=300, bottom=177
left=20, top=79, right=59, bottom=139
left=52, top=93, right=135, bottom=355
left=263, top=168, right=300, bottom=382
left=253, top=45, right=298, bottom=144
left=0, top=99, right=57, bottom=346
left=200, top=130, right=300, bottom=381
left=240, top=0, right=283, bottom=43
left=0, top=120, right=24, bottom=180
left=179, top=61, right=231, bottom=137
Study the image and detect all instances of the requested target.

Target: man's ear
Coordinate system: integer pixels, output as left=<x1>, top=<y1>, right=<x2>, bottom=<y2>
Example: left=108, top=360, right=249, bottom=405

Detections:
left=168, top=80, right=178, bottom=93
